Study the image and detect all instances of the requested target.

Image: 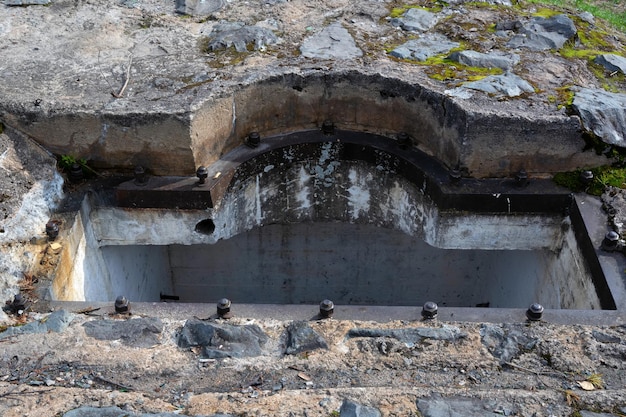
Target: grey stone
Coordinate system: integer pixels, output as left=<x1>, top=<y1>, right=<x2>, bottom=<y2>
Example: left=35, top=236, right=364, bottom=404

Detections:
left=175, top=0, right=225, bottom=16
left=447, top=50, right=520, bottom=70
left=462, top=72, right=534, bottom=97
left=594, top=54, right=626, bottom=75
left=389, top=34, right=460, bottom=61
left=339, top=399, right=382, bottom=417
left=446, top=0, right=511, bottom=4
left=417, top=397, right=512, bottom=417
left=507, top=14, right=577, bottom=51
left=391, top=7, right=439, bottom=32
left=0, top=310, right=73, bottom=339
left=479, top=324, right=537, bottom=363
left=578, top=11, right=595, bottom=25
left=178, top=319, right=269, bottom=358
left=207, top=22, right=278, bottom=53
left=82, top=317, right=163, bottom=348
left=284, top=321, right=328, bottom=355
left=300, top=22, right=362, bottom=60
left=347, top=325, right=467, bottom=344
left=592, top=330, right=622, bottom=344
left=3, top=0, right=50, bottom=5
left=495, top=20, right=523, bottom=31
left=572, top=87, right=626, bottom=146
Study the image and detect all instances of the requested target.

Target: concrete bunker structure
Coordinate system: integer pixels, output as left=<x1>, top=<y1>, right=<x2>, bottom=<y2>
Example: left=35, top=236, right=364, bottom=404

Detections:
left=50, top=129, right=617, bottom=310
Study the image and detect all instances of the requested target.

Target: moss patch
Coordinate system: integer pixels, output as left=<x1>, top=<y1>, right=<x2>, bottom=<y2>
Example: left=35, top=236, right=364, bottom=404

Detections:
left=554, top=166, right=626, bottom=196
left=532, top=8, right=563, bottom=18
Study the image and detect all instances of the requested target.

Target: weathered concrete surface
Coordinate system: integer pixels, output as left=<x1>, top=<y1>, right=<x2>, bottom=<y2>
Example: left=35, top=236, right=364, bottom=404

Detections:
left=0, top=0, right=618, bottom=177
left=0, top=304, right=625, bottom=417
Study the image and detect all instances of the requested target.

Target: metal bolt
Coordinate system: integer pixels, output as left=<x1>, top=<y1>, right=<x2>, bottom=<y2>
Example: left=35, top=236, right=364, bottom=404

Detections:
left=45, top=221, right=59, bottom=241
left=421, top=301, right=438, bottom=319
left=526, top=303, right=544, bottom=321
left=134, top=166, right=148, bottom=186
left=322, top=120, right=334, bottom=135
left=449, top=168, right=462, bottom=184
left=69, top=163, right=84, bottom=183
left=601, top=231, right=620, bottom=252
left=580, top=170, right=594, bottom=186
left=397, top=132, right=411, bottom=149
left=114, top=295, right=130, bottom=314
left=217, top=298, right=231, bottom=318
left=319, top=299, right=334, bottom=318
left=515, top=169, right=528, bottom=187
left=246, top=132, right=261, bottom=148
left=196, top=166, right=208, bottom=185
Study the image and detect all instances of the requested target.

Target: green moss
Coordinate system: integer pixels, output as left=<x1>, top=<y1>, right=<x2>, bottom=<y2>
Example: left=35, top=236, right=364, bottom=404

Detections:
left=553, top=167, right=626, bottom=196
left=533, top=8, right=562, bottom=18
left=555, top=85, right=575, bottom=109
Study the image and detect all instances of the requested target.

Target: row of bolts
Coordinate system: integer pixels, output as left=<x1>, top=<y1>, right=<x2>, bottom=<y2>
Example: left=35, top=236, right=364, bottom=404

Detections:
left=109, top=295, right=545, bottom=322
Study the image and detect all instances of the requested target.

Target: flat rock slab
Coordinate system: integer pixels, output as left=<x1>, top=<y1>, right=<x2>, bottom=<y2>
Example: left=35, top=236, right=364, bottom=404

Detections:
left=390, top=7, right=439, bottom=32
left=346, top=325, right=467, bottom=344
left=175, top=0, right=225, bottom=16
left=300, top=22, right=362, bottom=59
left=447, top=50, right=519, bottom=70
left=340, top=399, right=382, bottom=417
left=479, top=323, right=538, bottom=363
left=82, top=317, right=163, bottom=348
left=207, top=22, right=278, bottom=52
left=417, top=396, right=516, bottom=417
left=284, top=321, right=328, bottom=355
left=0, top=310, right=72, bottom=339
left=594, top=54, right=626, bottom=75
left=507, top=14, right=577, bottom=50
left=462, top=72, right=534, bottom=97
left=178, top=318, right=269, bottom=358
left=572, top=87, right=626, bottom=146
left=389, top=34, right=460, bottom=61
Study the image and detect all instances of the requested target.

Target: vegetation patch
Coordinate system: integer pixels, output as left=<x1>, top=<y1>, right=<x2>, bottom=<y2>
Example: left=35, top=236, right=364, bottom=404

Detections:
left=554, top=162, right=626, bottom=196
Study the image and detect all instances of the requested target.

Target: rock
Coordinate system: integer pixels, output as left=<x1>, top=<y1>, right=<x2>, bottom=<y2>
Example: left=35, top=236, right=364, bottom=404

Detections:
left=592, top=330, right=622, bottom=344
left=284, top=321, right=328, bottom=355
left=390, top=7, right=439, bottom=32
left=3, top=0, right=50, bottom=5
left=462, top=72, right=534, bottom=97
left=63, top=406, right=235, bottom=417
left=479, top=324, right=537, bottom=363
left=417, top=396, right=514, bottom=417
left=339, top=399, right=382, bottom=417
left=495, top=20, right=523, bottom=31
left=82, top=317, right=163, bottom=348
left=389, top=34, right=460, bottom=61
left=571, top=87, right=626, bottom=146
left=578, top=11, right=595, bottom=25
left=594, top=54, right=626, bottom=75
left=507, top=14, right=577, bottom=51
left=300, top=22, right=363, bottom=59
left=177, top=319, right=269, bottom=358
left=175, top=0, right=225, bottom=16
left=347, top=325, right=467, bottom=344
left=446, top=0, right=511, bottom=4
left=447, top=50, right=520, bottom=70
left=0, top=310, right=73, bottom=339
left=207, top=22, right=278, bottom=53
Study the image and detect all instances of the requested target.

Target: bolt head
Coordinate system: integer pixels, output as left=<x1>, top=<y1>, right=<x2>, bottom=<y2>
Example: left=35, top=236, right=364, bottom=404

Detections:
left=246, top=132, right=261, bottom=148
left=580, top=170, right=593, bottom=184
left=602, top=231, right=620, bottom=252
left=134, top=166, right=148, bottom=185
left=217, top=298, right=231, bottom=317
left=45, top=221, right=59, bottom=241
left=526, top=303, right=544, bottom=321
left=397, top=132, right=411, bottom=148
left=515, top=169, right=528, bottom=186
left=421, top=301, right=438, bottom=319
left=449, top=169, right=462, bottom=183
left=196, top=166, right=209, bottom=184
left=322, top=120, right=334, bottom=135
left=319, top=299, right=334, bottom=318
left=68, top=163, right=84, bottom=183
left=114, top=295, right=130, bottom=313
